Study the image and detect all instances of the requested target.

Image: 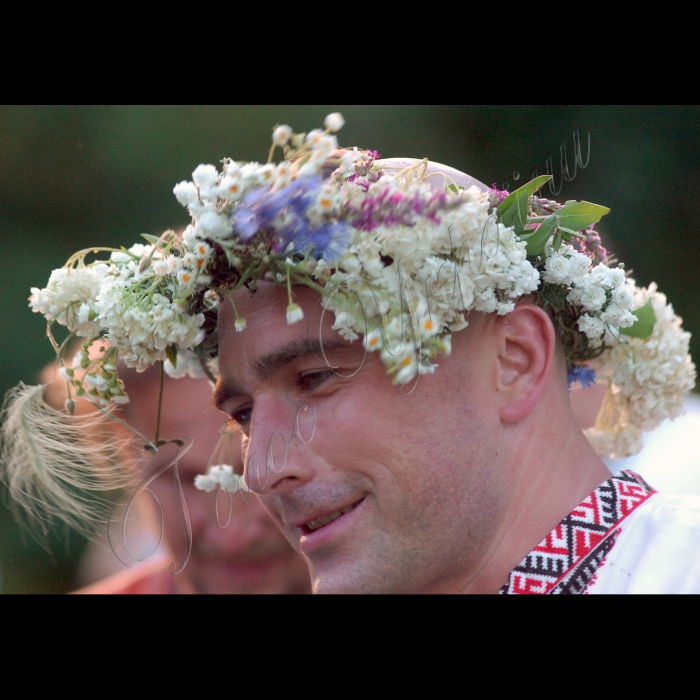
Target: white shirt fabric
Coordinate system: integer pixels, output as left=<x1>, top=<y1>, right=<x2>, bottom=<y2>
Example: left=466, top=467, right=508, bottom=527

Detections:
left=605, top=394, right=700, bottom=496
left=587, top=492, right=700, bottom=594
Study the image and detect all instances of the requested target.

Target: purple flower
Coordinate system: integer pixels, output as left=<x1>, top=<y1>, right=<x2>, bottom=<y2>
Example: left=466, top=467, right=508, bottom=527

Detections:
left=490, top=184, right=509, bottom=205
left=347, top=186, right=455, bottom=232
left=567, top=365, right=597, bottom=389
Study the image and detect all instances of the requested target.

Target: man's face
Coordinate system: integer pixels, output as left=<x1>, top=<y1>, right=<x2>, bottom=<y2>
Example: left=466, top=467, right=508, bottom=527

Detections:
left=124, top=372, right=310, bottom=594
left=217, top=284, right=512, bottom=593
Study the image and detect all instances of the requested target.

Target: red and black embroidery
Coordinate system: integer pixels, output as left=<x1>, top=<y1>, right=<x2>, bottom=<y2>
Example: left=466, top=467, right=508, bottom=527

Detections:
left=500, top=470, right=656, bottom=595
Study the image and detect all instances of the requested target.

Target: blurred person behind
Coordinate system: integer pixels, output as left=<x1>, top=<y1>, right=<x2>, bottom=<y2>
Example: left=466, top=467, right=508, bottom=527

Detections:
left=44, top=357, right=311, bottom=594
left=571, top=385, right=700, bottom=495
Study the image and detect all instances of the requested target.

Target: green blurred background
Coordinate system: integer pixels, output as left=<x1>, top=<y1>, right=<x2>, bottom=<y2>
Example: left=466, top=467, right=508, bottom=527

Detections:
left=1, top=105, right=698, bottom=593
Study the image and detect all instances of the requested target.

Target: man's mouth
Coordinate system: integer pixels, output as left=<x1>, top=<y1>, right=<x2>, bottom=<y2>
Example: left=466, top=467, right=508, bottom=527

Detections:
left=301, top=499, right=363, bottom=534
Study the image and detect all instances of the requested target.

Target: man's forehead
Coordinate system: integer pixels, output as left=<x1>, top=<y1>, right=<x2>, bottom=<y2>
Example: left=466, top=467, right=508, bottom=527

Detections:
left=224, top=283, right=320, bottom=329
left=218, top=283, right=359, bottom=379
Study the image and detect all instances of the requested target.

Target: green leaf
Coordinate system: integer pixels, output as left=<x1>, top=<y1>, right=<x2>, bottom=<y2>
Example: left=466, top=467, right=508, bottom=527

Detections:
left=556, top=200, right=610, bottom=233
left=165, top=345, right=178, bottom=369
left=620, top=301, right=656, bottom=340
left=522, top=214, right=558, bottom=256
left=552, top=232, right=563, bottom=251
left=498, top=175, right=552, bottom=233
left=141, top=233, right=162, bottom=245
left=557, top=226, right=587, bottom=240
left=448, top=184, right=460, bottom=194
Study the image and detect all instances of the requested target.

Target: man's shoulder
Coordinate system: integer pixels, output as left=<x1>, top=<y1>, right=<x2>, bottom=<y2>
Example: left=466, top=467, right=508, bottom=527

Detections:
left=73, top=558, right=173, bottom=595
left=588, top=492, right=700, bottom=594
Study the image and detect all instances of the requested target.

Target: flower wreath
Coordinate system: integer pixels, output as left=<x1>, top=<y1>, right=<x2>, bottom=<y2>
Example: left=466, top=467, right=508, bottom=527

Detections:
left=19, top=113, right=696, bottom=463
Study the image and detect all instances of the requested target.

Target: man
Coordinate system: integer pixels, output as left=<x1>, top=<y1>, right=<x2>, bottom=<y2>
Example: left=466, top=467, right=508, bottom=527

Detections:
left=215, top=278, right=700, bottom=594
left=69, top=363, right=311, bottom=594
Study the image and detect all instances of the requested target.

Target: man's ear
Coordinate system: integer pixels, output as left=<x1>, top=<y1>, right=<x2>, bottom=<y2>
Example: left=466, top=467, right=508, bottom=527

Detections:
left=494, top=303, right=556, bottom=423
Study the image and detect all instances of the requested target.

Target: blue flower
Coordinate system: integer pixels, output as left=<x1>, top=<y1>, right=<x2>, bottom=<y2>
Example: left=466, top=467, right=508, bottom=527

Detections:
left=567, top=365, right=597, bottom=389
left=231, top=176, right=350, bottom=260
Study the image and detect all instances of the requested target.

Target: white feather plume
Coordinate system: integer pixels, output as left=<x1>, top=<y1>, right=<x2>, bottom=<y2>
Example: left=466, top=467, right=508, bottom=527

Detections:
left=0, top=383, right=139, bottom=541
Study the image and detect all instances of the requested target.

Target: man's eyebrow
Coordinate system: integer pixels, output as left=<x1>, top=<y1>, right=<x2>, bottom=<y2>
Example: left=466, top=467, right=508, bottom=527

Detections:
left=253, top=337, right=350, bottom=380
left=213, top=338, right=354, bottom=410
left=213, top=379, right=247, bottom=411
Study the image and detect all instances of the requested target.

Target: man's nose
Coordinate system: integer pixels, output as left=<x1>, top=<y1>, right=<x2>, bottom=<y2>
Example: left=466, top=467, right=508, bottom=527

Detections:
left=243, top=397, right=316, bottom=496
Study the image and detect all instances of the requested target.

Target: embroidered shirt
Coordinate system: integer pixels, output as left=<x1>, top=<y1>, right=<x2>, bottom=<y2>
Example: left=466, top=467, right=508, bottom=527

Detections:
left=500, top=469, right=700, bottom=594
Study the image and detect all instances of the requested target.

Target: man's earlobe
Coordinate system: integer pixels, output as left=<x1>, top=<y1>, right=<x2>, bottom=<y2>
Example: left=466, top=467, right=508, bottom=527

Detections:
left=496, top=304, right=556, bottom=423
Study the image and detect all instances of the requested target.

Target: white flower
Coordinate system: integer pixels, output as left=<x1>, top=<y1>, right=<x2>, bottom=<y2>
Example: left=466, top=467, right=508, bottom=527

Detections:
left=78, top=303, right=92, bottom=325
left=568, top=252, right=591, bottom=282
left=257, top=164, right=276, bottom=186
left=395, top=352, right=418, bottom=385
left=195, top=210, right=233, bottom=241
left=608, top=267, right=626, bottom=286
left=578, top=314, right=606, bottom=339
left=182, top=225, right=198, bottom=248
left=587, top=284, right=696, bottom=459
left=418, top=315, right=440, bottom=337
left=177, top=269, right=195, bottom=290
left=589, top=263, right=614, bottom=287
left=218, top=176, right=244, bottom=202
left=194, top=475, right=218, bottom=493
left=182, top=253, right=197, bottom=270
left=496, top=301, right=515, bottom=315
left=223, top=159, right=240, bottom=178
left=240, top=162, right=262, bottom=184
left=617, top=310, right=637, bottom=328
left=316, top=187, right=337, bottom=213
left=153, top=260, right=169, bottom=276
left=235, top=317, right=247, bottom=332
left=306, top=129, right=325, bottom=147
left=601, top=303, right=625, bottom=325
left=192, top=164, right=219, bottom=189
left=275, top=161, right=292, bottom=189
left=29, top=265, right=107, bottom=338
left=127, top=243, right=151, bottom=258
left=364, top=330, right=382, bottom=352
left=338, top=152, right=357, bottom=178
left=543, top=252, right=572, bottom=284
left=272, top=124, right=293, bottom=146
left=164, top=348, right=206, bottom=379
left=324, top=113, right=345, bottom=132
left=580, top=285, right=607, bottom=312
left=173, top=181, right=199, bottom=206
left=612, top=284, right=634, bottom=310
left=286, top=303, right=304, bottom=325
left=166, top=255, right=183, bottom=274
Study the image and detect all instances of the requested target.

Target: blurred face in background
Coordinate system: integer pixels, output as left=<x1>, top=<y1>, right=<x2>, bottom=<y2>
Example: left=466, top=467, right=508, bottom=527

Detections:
left=118, top=367, right=311, bottom=594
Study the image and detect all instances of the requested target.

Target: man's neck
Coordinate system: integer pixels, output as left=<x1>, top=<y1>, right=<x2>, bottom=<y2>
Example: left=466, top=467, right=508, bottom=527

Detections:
left=455, top=411, right=611, bottom=594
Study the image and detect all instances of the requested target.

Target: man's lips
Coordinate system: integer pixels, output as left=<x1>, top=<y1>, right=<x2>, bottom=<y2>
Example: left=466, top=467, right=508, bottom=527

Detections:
left=287, top=498, right=365, bottom=535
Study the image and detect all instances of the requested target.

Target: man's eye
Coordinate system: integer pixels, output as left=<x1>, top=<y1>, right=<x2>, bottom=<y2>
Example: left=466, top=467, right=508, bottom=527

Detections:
left=298, top=369, right=335, bottom=391
left=231, top=405, right=253, bottom=425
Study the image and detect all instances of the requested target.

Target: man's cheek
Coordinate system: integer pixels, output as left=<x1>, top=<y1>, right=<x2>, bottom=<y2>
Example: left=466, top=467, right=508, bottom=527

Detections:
left=259, top=494, right=289, bottom=534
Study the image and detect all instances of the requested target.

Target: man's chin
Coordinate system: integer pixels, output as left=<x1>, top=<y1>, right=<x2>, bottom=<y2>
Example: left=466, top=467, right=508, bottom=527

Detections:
left=309, top=560, right=387, bottom=594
